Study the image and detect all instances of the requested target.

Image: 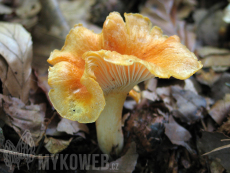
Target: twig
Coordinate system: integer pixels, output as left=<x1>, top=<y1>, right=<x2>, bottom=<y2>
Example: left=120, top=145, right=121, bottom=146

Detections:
left=0, top=149, right=54, bottom=159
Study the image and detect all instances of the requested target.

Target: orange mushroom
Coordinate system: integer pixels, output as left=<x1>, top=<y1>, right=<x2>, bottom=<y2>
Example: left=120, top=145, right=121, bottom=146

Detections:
left=48, top=12, right=202, bottom=155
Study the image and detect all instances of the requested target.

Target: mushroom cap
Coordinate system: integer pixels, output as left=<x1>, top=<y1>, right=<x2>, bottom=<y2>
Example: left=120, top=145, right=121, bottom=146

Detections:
left=48, top=12, right=202, bottom=123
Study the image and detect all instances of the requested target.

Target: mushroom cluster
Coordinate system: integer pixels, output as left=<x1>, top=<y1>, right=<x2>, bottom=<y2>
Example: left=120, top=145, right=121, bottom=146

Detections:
left=48, top=12, right=202, bottom=155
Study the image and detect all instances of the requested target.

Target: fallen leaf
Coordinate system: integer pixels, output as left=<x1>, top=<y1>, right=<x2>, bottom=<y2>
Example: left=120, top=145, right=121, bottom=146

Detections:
left=165, top=115, right=192, bottom=152
left=10, top=16, right=39, bottom=29
left=123, top=100, right=136, bottom=110
left=58, top=0, right=101, bottom=33
left=197, top=46, right=230, bottom=58
left=39, top=0, right=70, bottom=38
left=45, top=113, right=63, bottom=136
left=0, top=94, right=46, bottom=147
left=89, top=0, right=124, bottom=27
left=223, top=3, right=230, bottom=23
left=171, top=86, right=206, bottom=124
left=201, top=54, right=230, bottom=71
left=88, top=142, right=138, bottom=173
left=197, top=131, right=230, bottom=172
left=209, top=94, right=230, bottom=125
left=176, top=0, right=196, bottom=19
left=32, top=0, right=69, bottom=71
left=184, top=78, right=199, bottom=95
left=140, top=0, right=196, bottom=51
left=210, top=159, right=225, bottom=173
left=144, top=78, right=158, bottom=91
left=0, top=4, right=12, bottom=14
left=211, top=73, right=230, bottom=101
left=196, top=69, right=222, bottom=87
left=141, top=90, right=159, bottom=102
left=15, top=0, right=41, bottom=19
left=193, top=9, right=227, bottom=47
left=156, top=86, right=173, bottom=110
left=108, top=142, right=138, bottom=173
left=0, top=22, right=34, bottom=103
left=44, top=137, right=73, bottom=154
left=57, top=118, right=89, bottom=137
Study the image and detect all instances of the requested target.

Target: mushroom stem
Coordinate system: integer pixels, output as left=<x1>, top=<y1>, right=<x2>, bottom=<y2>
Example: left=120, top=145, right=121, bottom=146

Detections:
left=96, top=92, right=127, bottom=155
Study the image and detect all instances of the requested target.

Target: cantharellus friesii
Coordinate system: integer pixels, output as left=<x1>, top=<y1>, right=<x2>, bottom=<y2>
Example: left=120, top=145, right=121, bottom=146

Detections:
left=47, top=12, right=202, bottom=156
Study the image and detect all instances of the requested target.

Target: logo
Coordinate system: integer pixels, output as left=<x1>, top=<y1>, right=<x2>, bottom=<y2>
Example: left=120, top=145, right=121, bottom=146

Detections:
left=3, top=129, right=35, bottom=170
left=1, top=130, right=119, bottom=171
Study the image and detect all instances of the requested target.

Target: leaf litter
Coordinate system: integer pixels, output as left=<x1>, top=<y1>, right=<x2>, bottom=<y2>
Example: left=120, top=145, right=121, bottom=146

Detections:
left=0, top=0, right=230, bottom=172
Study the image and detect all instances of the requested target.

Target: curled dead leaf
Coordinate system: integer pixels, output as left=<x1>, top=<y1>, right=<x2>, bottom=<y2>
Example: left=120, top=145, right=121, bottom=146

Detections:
left=171, top=86, right=206, bottom=124
left=165, top=115, right=192, bottom=152
left=209, top=94, right=230, bottom=125
left=57, top=118, right=89, bottom=138
left=196, top=69, right=221, bottom=87
left=0, top=94, right=46, bottom=147
left=140, top=0, right=196, bottom=51
left=0, top=22, right=35, bottom=103
left=44, top=137, right=73, bottom=154
left=15, top=0, right=41, bottom=19
left=211, top=73, right=230, bottom=101
left=58, top=0, right=101, bottom=33
left=88, top=142, right=138, bottom=173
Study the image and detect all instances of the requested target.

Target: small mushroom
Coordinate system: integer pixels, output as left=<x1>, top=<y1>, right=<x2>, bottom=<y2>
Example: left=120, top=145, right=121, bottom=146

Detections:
left=48, top=12, right=202, bottom=155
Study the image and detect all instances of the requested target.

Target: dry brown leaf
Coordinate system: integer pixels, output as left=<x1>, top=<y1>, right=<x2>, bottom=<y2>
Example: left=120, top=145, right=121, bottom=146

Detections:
left=45, top=114, right=63, bottom=136
left=39, top=0, right=70, bottom=38
left=108, top=142, right=138, bottom=173
left=144, top=78, right=158, bottom=92
left=140, top=0, right=196, bottom=51
left=0, top=4, right=12, bottom=14
left=123, top=100, right=136, bottom=110
left=58, top=0, right=101, bottom=33
left=57, top=118, right=89, bottom=138
left=141, top=90, right=159, bottom=102
left=197, top=131, right=230, bottom=172
left=171, top=86, right=206, bottom=124
left=193, top=9, right=227, bottom=47
left=32, top=0, right=69, bottom=69
left=184, top=78, right=199, bottom=94
left=209, top=94, right=230, bottom=125
left=196, top=69, right=222, bottom=87
left=10, top=16, right=39, bottom=29
left=156, top=86, right=173, bottom=111
left=165, top=115, right=192, bottom=151
left=44, top=137, right=73, bottom=154
left=88, top=142, right=138, bottom=173
left=210, top=159, right=225, bottom=173
left=211, top=73, right=230, bottom=101
left=223, top=3, right=230, bottom=23
left=0, top=22, right=35, bottom=103
left=0, top=94, right=46, bottom=147
left=197, top=46, right=230, bottom=58
left=201, top=54, right=230, bottom=71
left=1, top=0, right=41, bottom=29
left=15, top=0, right=41, bottom=19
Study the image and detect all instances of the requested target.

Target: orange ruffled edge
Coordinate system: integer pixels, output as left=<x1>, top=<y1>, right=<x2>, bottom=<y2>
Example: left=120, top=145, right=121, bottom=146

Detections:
left=47, top=12, right=202, bottom=123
